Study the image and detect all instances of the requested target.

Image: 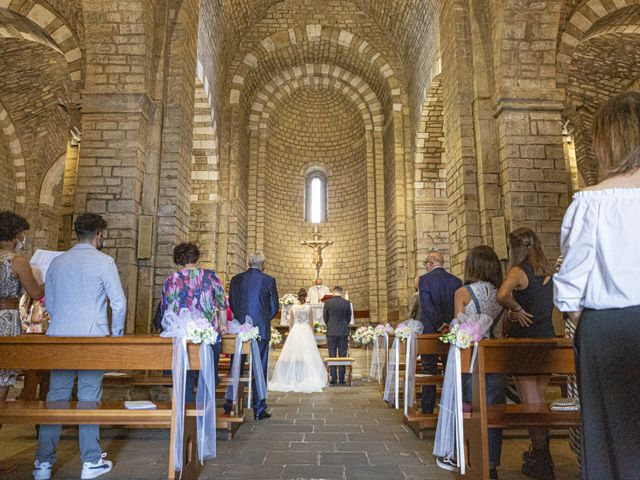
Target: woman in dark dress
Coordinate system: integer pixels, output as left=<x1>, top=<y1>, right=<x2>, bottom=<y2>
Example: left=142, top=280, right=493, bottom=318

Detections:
left=497, top=227, right=555, bottom=480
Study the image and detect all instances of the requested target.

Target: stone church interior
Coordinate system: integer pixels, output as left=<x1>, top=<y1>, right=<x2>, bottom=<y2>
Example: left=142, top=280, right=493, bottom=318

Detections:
left=1, top=0, right=639, bottom=479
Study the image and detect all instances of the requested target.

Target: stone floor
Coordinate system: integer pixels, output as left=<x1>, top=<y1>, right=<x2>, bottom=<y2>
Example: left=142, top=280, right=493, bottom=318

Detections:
left=0, top=348, right=580, bottom=480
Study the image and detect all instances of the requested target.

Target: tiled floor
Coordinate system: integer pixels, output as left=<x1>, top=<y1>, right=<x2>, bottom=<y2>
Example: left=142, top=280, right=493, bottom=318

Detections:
left=0, top=348, right=580, bottom=479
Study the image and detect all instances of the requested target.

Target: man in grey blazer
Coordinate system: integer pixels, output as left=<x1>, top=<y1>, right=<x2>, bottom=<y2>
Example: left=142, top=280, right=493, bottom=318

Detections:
left=323, top=286, right=352, bottom=385
left=33, top=214, right=126, bottom=480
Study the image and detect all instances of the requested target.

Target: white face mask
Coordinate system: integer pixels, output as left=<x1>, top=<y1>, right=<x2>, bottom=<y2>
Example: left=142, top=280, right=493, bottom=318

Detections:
left=15, top=235, right=27, bottom=252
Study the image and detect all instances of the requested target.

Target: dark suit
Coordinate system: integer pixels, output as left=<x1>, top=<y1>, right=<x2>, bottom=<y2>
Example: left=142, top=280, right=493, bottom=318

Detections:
left=418, top=267, right=462, bottom=413
left=228, top=267, right=279, bottom=415
left=323, top=296, right=351, bottom=383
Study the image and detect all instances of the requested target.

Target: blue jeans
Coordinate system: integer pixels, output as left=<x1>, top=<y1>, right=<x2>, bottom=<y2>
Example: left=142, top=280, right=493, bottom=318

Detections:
left=462, top=373, right=506, bottom=468
left=185, top=342, right=221, bottom=403
left=36, top=370, right=104, bottom=464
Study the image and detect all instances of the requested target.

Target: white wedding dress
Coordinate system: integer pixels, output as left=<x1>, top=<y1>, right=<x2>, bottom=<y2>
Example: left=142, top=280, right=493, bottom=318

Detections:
left=269, top=303, right=327, bottom=393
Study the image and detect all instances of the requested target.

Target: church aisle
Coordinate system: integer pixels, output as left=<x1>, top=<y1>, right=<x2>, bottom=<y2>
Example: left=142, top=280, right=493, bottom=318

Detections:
left=2, top=380, right=578, bottom=479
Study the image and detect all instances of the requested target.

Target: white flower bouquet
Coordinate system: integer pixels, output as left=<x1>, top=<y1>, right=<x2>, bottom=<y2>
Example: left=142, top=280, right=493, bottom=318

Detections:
left=353, top=326, right=375, bottom=346
left=270, top=327, right=283, bottom=345
left=185, top=317, right=219, bottom=345
left=374, top=324, right=392, bottom=337
left=394, top=324, right=412, bottom=341
left=279, top=293, right=298, bottom=306
left=236, top=323, right=260, bottom=342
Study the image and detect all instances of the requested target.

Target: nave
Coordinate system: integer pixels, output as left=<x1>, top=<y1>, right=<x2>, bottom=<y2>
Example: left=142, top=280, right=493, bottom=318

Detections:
left=0, top=356, right=578, bottom=480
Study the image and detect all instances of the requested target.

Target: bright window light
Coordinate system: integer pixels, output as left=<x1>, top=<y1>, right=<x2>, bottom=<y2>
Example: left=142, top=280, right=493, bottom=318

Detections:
left=310, top=176, right=322, bottom=223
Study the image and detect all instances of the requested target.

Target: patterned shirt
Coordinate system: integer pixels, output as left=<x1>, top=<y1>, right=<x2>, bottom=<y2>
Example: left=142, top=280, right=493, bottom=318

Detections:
left=160, top=268, right=228, bottom=333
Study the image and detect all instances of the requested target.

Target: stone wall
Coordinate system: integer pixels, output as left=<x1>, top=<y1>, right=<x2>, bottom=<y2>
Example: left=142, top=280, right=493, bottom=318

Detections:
left=258, top=87, right=370, bottom=312
left=0, top=138, right=15, bottom=211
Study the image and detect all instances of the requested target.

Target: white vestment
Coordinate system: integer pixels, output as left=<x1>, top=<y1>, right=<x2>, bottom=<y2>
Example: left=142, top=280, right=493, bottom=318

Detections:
left=308, top=284, right=330, bottom=304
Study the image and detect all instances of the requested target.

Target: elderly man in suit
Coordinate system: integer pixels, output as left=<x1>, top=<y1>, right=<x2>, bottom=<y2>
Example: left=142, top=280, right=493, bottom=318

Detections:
left=323, top=286, right=352, bottom=385
left=33, top=214, right=126, bottom=480
left=418, top=251, right=462, bottom=414
left=227, top=252, right=279, bottom=420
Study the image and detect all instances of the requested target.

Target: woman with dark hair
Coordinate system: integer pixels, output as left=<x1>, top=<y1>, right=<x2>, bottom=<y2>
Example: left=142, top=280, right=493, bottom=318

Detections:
left=269, top=287, right=327, bottom=392
left=496, top=227, right=556, bottom=480
left=436, top=246, right=505, bottom=478
left=0, top=211, right=43, bottom=474
left=555, top=92, right=640, bottom=479
left=160, top=242, right=228, bottom=402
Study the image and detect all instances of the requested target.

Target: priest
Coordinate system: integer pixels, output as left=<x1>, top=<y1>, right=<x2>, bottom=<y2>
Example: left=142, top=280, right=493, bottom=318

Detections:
left=308, top=278, right=330, bottom=304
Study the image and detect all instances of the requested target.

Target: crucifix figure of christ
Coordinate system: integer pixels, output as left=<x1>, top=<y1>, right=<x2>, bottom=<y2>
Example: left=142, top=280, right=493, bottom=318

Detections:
left=300, top=231, right=333, bottom=279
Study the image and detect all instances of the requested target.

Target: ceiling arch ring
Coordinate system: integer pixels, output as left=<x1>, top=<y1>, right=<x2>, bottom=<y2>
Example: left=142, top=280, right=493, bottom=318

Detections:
left=230, top=25, right=403, bottom=108
left=1, top=3, right=82, bottom=85
left=249, top=65, right=384, bottom=133
left=0, top=101, right=26, bottom=204
left=556, top=0, right=640, bottom=85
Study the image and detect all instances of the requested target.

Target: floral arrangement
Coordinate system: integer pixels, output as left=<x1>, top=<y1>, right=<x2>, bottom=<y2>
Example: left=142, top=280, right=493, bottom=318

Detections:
left=279, top=293, right=298, bottom=306
left=352, top=326, right=375, bottom=346
left=374, top=324, right=393, bottom=337
left=270, top=327, right=283, bottom=345
left=394, top=324, right=413, bottom=342
left=236, top=323, right=261, bottom=342
left=185, top=317, right=220, bottom=345
left=439, top=322, right=484, bottom=349
left=313, top=321, right=326, bottom=334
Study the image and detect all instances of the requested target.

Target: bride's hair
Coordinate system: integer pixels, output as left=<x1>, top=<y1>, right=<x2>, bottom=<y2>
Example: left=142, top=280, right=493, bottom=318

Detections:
left=297, top=288, right=307, bottom=303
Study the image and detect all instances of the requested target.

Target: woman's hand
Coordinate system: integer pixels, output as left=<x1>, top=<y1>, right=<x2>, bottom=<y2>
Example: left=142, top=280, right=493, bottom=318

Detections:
left=508, top=307, right=534, bottom=327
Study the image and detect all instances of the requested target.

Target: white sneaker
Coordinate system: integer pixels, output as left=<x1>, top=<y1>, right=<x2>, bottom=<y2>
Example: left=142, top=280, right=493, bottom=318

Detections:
left=32, top=460, right=53, bottom=480
left=81, top=453, right=113, bottom=479
left=436, top=456, right=460, bottom=472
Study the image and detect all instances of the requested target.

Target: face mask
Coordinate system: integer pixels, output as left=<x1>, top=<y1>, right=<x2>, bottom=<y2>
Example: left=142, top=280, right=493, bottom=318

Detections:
left=15, top=235, right=27, bottom=252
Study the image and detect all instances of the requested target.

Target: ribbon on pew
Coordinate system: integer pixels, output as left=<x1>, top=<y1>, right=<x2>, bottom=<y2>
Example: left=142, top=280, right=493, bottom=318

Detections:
left=227, top=317, right=267, bottom=409
left=383, top=320, right=423, bottom=409
left=403, top=333, right=419, bottom=416
left=161, top=309, right=217, bottom=476
left=369, top=336, right=384, bottom=382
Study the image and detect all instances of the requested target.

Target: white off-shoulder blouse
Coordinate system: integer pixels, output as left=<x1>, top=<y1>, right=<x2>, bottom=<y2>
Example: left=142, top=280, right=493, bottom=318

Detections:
left=554, top=188, right=640, bottom=312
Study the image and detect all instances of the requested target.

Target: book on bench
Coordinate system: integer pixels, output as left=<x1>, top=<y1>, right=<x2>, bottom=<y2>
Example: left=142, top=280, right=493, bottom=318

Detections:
left=124, top=401, right=157, bottom=410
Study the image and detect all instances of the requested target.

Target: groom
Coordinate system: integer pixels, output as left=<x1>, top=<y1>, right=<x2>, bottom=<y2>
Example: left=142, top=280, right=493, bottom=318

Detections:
left=227, top=252, right=279, bottom=420
left=323, top=286, right=351, bottom=385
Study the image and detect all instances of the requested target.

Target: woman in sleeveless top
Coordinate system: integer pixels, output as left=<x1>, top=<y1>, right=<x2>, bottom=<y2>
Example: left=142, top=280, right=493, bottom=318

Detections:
left=0, top=212, right=44, bottom=474
left=447, top=246, right=505, bottom=478
left=269, top=288, right=327, bottom=393
left=497, top=228, right=556, bottom=480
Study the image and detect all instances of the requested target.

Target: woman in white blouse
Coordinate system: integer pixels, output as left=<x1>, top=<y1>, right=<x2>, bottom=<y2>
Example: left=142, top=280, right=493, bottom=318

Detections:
left=554, top=92, right=640, bottom=479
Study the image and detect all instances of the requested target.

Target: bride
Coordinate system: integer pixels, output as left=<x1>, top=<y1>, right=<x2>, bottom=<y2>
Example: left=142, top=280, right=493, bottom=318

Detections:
left=269, top=288, right=327, bottom=393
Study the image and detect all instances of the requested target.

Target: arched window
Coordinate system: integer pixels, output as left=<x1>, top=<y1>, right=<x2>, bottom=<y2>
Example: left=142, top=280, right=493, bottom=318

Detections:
left=305, top=171, right=328, bottom=223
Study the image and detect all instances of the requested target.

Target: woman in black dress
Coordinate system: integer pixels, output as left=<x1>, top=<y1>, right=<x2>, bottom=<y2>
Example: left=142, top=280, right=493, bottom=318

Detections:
left=497, top=227, right=555, bottom=480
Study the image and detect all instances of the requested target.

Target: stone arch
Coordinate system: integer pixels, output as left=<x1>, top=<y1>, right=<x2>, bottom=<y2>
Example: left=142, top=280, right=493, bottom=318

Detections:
left=229, top=26, right=404, bottom=110
left=0, top=100, right=25, bottom=204
left=38, top=152, right=66, bottom=207
left=0, top=3, right=82, bottom=85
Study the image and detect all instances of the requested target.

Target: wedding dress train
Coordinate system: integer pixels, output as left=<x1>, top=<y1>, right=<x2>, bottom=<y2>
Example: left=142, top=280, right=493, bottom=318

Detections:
left=269, top=303, right=327, bottom=393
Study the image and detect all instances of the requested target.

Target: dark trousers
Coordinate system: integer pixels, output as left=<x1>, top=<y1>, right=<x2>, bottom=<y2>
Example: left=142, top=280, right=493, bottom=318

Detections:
left=185, top=342, right=221, bottom=403
left=224, top=339, right=269, bottom=415
left=327, top=335, right=349, bottom=382
left=421, top=353, right=443, bottom=413
left=575, top=307, right=640, bottom=480
left=462, top=373, right=506, bottom=468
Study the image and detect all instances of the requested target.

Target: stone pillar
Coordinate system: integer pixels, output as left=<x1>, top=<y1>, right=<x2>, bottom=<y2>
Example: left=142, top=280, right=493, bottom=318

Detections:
left=494, top=96, right=571, bottom=257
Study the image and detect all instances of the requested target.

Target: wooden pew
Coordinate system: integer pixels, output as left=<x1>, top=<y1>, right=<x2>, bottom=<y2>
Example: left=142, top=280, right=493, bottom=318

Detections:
left=0, top=335, right=249, bottom=479
left=404, top=334, right=472, bottom=438
left=463, top=339, right=579, bottom=480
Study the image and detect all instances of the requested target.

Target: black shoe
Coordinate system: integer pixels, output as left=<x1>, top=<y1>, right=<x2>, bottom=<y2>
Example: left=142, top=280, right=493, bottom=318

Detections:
left=490, top=468, right=498, bottom=479
left=330, top=380, right=337, bottom=386
left=254, top=410, right=272, bottom=421
left=521, top=447, right=555, bottom=480
left=339, top=380, right=347, bottom=386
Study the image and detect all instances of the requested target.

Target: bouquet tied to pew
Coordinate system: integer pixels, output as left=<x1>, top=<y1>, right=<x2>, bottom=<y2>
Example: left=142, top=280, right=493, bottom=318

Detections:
left=438, top=314, right=488, bottom=349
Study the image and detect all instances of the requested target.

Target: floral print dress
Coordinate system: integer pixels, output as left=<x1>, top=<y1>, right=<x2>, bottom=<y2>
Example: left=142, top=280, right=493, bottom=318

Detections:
left=160, top=268, right=228, bottom=336
left=0, top=250, right=23, bottom=387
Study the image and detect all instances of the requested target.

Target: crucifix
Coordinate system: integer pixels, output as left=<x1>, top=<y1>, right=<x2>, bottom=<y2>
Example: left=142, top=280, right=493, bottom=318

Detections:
left=300, top=227, right=333, bottom=279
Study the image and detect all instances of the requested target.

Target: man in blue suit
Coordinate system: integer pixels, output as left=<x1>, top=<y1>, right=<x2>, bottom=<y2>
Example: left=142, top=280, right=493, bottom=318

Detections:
left=227, top=252, right=279, bottom=420
left=418, top=251, right=462, bottom=414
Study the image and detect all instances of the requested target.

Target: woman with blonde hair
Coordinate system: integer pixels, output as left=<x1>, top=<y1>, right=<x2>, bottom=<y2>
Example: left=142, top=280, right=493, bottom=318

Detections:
left=555, top=91, right=640, bottom=479
left=497, top=227, right=556, bottom=480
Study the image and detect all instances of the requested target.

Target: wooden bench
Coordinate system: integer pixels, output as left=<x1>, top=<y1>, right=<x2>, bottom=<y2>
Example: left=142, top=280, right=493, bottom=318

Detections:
left=324, top=357, right=355, bottom=386
left=0, top=335, right=249, bottom=479
left=463, top=339, right=579, bottom=480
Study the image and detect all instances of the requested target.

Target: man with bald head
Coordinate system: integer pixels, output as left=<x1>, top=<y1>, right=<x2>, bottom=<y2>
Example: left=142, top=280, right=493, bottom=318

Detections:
left=418, top=251, right=462, bottom=413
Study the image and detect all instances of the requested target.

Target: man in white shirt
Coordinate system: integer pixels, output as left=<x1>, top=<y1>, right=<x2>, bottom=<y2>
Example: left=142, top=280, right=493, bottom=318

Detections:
left=33, top=214, right=126, bottom=480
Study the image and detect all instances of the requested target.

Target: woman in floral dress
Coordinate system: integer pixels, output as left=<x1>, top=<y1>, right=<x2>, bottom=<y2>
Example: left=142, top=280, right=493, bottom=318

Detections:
left=0, top=211, right=44, bottom=473
left=160, top=242, right=228, bottom=402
